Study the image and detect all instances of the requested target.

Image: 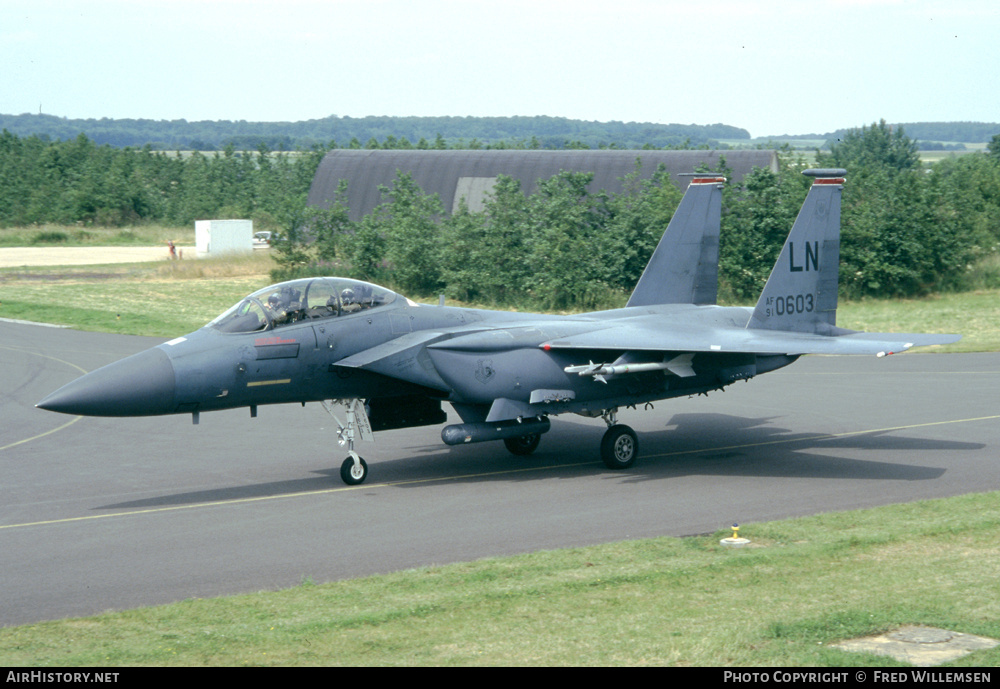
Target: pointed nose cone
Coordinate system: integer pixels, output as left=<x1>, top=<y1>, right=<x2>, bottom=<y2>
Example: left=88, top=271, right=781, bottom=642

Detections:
left=37, top=347, right=177, bottom=417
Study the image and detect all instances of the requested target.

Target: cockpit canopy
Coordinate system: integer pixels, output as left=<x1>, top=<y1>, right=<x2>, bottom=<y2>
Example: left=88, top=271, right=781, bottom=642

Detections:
left=208, top=278, right=399, bottom=333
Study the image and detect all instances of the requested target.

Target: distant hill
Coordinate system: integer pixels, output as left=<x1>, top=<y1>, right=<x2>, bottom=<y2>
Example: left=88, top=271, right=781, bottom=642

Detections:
left=0, top=113, right=750, bottom=150
left=763, top=121, right=999, bottom=149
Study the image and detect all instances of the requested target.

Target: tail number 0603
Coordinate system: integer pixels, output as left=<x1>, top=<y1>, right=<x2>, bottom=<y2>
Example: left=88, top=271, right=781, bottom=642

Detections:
left=767, top=293, right=814, bottom=317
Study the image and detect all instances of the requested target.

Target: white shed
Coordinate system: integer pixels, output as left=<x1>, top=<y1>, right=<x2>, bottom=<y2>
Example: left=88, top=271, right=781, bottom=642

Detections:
left=195, top=220, right=254, bottom=257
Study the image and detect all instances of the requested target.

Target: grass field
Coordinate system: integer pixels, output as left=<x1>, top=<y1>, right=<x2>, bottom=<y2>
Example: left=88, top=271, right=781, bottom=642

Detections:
left=0, top=252, right=274, bottom=336
left=0, top=224, right=195, bottom=248
left=1, top=493, right=998, bottom=666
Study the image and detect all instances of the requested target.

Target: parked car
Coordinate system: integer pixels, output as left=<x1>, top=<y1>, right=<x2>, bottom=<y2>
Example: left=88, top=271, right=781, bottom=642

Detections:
left=253, top=231, right=272, bottom=249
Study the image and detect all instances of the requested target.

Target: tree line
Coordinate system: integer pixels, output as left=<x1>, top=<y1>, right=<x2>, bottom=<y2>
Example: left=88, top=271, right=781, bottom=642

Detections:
left=0, top=114, right=749, bottom=151
left=276, top=122, right=1000, bottom=308
left=2, top=122, right=999, bottom=309
left=0, top=131, right=325, bottom=228
left=772, top=122, right=998, bottom=145
left=276, top=164, right=686, bottom=311
left=832, top=122, right=1000, bottom=145
left=0, top=130, right=706, bottom=231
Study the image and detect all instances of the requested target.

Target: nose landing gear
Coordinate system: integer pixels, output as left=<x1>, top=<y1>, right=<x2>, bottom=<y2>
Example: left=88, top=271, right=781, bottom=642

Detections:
left=323, top=399, right=374, bottom=485
left=340, top=454, right=369, bottom=485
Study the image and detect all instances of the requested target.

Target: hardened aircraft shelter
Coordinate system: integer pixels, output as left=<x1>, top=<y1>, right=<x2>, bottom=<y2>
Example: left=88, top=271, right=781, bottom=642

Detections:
left=306, top=149, right=778, bottom=220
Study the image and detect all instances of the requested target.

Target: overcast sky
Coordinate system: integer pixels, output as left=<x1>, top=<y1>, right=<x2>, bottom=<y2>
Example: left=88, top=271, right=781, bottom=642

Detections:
left=2, top=0, right=997, bottom=138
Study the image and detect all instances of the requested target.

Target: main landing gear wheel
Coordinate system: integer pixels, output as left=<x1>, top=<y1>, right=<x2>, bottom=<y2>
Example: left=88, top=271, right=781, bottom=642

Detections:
left=601, top=424, right=639, bottom=470
left=504, top=433, right=541, bottom=456
left=340, top=456, right=368, bottom=485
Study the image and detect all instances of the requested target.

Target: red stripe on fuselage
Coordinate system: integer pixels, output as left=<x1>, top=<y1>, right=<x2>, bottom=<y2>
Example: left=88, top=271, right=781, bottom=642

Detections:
left=255, top=336, right=297, bottom=346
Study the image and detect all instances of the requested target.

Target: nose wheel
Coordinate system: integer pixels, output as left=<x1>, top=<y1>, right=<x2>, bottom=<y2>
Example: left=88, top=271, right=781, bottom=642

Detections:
left=340, top=454, right=369, bottom=485
left=323, top=399, right=374, bottom=485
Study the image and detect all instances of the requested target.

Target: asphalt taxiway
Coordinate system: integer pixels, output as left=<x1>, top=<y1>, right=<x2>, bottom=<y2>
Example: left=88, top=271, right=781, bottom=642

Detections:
left=2, top=320, right=998, bottom=627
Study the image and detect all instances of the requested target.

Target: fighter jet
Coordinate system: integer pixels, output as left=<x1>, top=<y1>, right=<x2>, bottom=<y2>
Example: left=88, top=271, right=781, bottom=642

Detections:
left=38, top=169, right=960, bottom=485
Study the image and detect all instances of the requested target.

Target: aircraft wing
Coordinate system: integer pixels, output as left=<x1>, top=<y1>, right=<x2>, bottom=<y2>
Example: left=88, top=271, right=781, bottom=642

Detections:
left=541, top=322, right=961, bottom=356
left=334, top=330, right=455, bottom=391
left=331, top=314, right=960, bottom=410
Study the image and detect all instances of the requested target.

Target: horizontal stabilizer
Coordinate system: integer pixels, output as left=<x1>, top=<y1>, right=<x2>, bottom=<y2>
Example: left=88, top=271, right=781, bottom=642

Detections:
left=543, top=321, right=960, bottom=356
left=834, top=332, right=962, bottom=356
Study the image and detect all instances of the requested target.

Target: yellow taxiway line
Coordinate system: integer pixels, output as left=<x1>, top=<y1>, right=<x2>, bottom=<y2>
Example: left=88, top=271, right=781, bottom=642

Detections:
left=3, top=413, right=998, bottom=533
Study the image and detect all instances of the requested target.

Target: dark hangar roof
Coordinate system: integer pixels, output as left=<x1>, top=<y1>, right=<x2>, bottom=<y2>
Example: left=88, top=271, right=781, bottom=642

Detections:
left=307, top=149, right=778, bottom=221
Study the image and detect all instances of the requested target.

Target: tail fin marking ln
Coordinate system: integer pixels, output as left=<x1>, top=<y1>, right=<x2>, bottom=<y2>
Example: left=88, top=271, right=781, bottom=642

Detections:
left=748, top=169, right=846, bottom=335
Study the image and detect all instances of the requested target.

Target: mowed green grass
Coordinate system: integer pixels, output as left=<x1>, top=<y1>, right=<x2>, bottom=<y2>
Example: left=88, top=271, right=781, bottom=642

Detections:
left=0, top=253, right=275, bottom=336
left=1, top=493, right=998, bottom=666
left=836, top=291, right=1000, bottom=353
left=0, top=224, right=196, bottom=248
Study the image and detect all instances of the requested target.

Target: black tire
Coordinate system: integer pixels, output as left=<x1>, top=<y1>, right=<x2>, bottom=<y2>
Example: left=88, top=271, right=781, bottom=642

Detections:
left=600, top=425, right=638, bottom=470
left=340, top=456, right=368, bottom=485
left=504, top=433, right=541, bottom=456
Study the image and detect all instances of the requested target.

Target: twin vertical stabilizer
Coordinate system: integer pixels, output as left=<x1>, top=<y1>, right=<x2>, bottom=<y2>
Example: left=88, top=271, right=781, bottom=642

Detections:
left=748, top=169, right=846, bottom=335
left=626, top=175, right=725, bottom=307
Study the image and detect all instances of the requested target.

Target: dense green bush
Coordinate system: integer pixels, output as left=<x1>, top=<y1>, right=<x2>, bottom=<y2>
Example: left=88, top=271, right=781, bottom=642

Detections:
left=283, top=124, right=999, bottom=307
left=0, top=131, right=327, bottom=229
left=818, top=121, right=992, bottom=298
left=30, top=230, right=70, bottom=244
left=289, top=163, right=684, bottom=311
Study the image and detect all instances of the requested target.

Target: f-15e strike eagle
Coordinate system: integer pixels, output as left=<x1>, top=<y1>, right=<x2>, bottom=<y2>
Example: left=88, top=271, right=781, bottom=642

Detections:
left=38, top=169, right=960, bottom=485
